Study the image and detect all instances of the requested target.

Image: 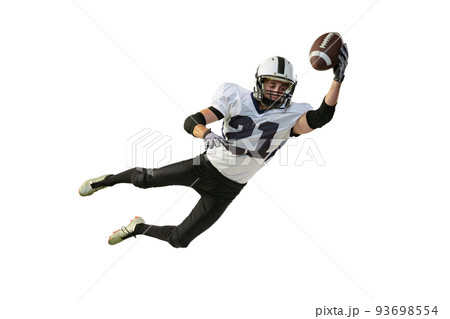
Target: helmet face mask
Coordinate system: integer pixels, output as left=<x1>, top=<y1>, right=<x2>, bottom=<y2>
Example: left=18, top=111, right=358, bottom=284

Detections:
left=254, top=56, right=297, bottom=109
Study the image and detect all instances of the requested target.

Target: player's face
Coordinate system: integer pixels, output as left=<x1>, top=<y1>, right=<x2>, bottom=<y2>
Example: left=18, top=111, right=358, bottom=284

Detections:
left=263, top=79, right=290, bottom=101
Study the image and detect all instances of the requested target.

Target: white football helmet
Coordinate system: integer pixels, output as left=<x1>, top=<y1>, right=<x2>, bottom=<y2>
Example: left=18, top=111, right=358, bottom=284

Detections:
left=254, top=56, right=297, bottom=109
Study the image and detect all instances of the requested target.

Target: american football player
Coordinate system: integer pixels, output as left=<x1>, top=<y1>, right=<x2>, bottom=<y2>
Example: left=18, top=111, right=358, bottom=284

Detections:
left=78, top=44, right=348, bottom=248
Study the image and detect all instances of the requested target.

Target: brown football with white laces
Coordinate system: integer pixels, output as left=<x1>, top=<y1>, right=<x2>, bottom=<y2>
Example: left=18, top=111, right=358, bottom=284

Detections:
left=309, top=32, right=343, bottom=71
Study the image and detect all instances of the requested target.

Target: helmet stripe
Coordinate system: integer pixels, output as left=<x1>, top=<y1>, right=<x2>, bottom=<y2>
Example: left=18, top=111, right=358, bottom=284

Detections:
left=277, top=57, right=285, bottom=74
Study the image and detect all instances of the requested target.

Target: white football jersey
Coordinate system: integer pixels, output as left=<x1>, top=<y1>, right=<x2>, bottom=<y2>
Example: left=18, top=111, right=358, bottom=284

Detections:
left=206, top=82, right=312, bottom=183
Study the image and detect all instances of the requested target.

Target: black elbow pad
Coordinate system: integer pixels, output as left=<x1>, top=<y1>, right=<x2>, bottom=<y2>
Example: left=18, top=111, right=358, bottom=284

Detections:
left=184, top=112, right=206, bottom=136
left=306, top=98, right=336, bottom=129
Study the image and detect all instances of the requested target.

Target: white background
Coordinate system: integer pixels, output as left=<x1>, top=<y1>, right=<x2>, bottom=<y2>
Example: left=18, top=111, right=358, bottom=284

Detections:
left=1, top=0, right=449, bottom=318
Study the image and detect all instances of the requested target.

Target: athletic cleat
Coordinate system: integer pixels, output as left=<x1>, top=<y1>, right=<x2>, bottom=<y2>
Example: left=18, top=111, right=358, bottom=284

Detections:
left=108, top=216, right=145, bottom=245
left=78, top=174, right=111, bottom=196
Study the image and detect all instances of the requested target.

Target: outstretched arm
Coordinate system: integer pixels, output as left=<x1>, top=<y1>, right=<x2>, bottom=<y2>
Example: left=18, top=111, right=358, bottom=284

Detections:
left=292, top=44, right=348, bottom=135
left=293, top=80, right=342, bottom=135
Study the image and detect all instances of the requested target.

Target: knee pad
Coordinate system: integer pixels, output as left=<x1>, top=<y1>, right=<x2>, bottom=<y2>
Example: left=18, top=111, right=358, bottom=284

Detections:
left=169, top=230, right=190, bottom=248
left=170, top=238, right=190, bottom=248
left=131, top=168, right=154, bottom=189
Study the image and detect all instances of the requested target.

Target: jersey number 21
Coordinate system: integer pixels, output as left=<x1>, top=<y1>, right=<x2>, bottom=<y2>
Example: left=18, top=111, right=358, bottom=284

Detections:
left=225, top=115, right=279, bottom=159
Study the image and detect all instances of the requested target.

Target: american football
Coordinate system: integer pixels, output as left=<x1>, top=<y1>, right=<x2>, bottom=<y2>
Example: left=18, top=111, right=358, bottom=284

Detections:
left=309, top=32, right=343, bottom=71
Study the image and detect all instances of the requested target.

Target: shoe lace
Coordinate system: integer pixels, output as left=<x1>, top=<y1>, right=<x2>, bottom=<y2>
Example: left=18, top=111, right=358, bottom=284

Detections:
left=91, top=178, right=107, bottom=190
left=120, top=226, right=136, bottom=240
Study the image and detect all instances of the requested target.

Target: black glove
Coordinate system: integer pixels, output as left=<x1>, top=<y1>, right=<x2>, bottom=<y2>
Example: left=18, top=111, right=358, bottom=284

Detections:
left=333, top=43, right=348, bottom=82
left=203, top=129, right=228, bottom=150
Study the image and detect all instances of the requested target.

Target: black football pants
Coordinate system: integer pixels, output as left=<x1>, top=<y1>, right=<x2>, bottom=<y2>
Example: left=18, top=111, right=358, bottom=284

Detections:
left=105, top=153, right=246, bottom=248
